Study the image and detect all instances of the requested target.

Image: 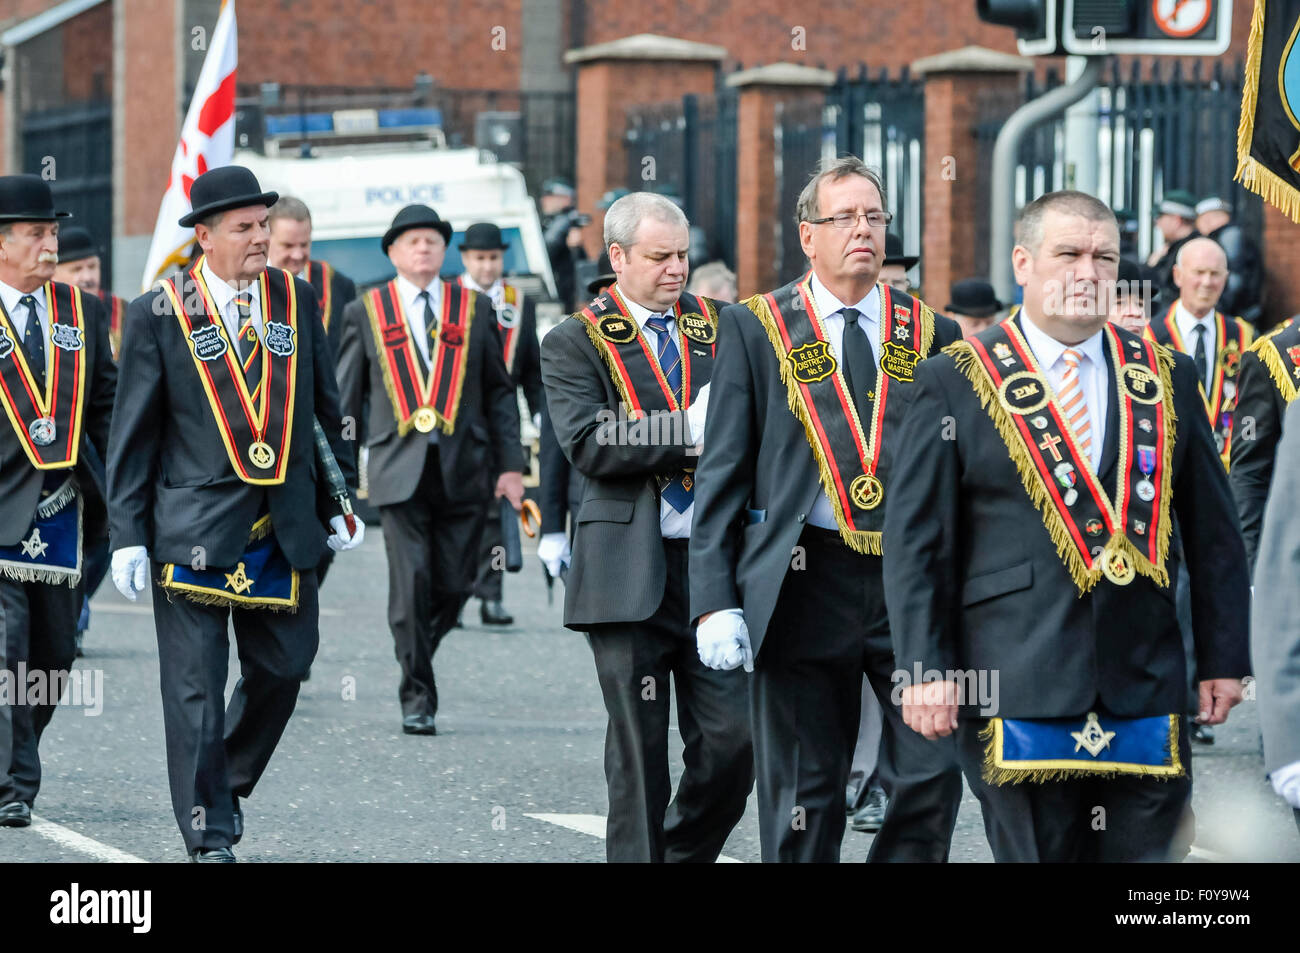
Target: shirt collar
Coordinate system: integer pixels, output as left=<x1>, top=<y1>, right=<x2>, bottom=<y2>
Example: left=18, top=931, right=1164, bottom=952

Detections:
left=0, top=277, right=47, bottom=319
left=616, top=284, right=674, bottom=330
left=200, top=259, right=260, bottom=312
left=1174, top=300, right=1217, bottom=341
left=1018, top=311, right=1106, bottom=374
left=396, top=274, right=442, bottom=316
left=460, top=274, right=503, bottom=298
left=808, top=272, right=880, bottom=325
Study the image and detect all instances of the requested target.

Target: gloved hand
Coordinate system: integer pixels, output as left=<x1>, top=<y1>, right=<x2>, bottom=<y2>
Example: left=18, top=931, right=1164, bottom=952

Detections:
left=537, top=532, right=570, bottom=579
left=687, top=382, right=710, bottom=446
left=1272, top=760, right=1300, bottom=810
left=111, top=546, right=150, bottom=602
left=327, top=514, right=366, bottom=552
left=696, top=607, right=753, bottom=672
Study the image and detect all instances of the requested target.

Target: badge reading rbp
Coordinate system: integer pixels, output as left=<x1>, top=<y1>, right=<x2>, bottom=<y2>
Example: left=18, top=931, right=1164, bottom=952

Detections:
left=787, top=341, right=837, bottom=383
left=678, top=312, right=716, bottom=344
left=1120, top=364, right=1163, bottom=404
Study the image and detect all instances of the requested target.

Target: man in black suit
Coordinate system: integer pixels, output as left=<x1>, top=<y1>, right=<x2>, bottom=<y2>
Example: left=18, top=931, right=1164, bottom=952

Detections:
left=690, top=156, right=964, bottom=863
left=267, top=195, right=357, bottom=360
left=108, top=167, right=363, bottom=861
left=0, top=176, right=116, bottom=829
left=541, top=191, right=752, bottom=862
left=335, top=204, right=524, bottom=737
left=884, top=190, right=1250, bottom=862
left=458, top=222, right=543, bottom=626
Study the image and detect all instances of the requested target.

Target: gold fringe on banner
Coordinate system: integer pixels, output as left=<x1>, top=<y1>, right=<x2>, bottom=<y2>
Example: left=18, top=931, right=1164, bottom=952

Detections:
left=1235, top=0, right=1300, bottom=221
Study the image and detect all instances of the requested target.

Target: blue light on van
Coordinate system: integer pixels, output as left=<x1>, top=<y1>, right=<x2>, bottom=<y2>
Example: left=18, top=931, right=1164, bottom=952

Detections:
left=311, top=229, right=528, bottom=290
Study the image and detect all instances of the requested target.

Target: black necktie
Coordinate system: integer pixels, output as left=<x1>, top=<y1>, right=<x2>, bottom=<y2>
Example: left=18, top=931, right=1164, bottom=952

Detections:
left=1192, top=323, right=1209, bottom=389
left=19, top=294, right=45, bottom=390
left=840, top=307, right=877, bottom=419
left=416, top=290, right=437, bottom=374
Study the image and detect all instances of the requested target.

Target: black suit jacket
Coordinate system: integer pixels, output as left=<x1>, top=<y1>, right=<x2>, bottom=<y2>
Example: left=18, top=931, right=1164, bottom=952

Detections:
left=1229, top=336, right=1291, bottom=574
left=506, top=293, right=544, bottom=418
left=687, top=279, right=962, bottom=655
left=334, top=282, right=524, bottom=508
left=0, top=287, right=116, bottom=546
left=537, top=393, right=582, bottom=537
left=540, top=300, right=718, bottom=628
left=307, top=260, right=357, bottom=363
left=882, top=316, right=1251, bottom=719
left=107, top=269, right=349, bottom=570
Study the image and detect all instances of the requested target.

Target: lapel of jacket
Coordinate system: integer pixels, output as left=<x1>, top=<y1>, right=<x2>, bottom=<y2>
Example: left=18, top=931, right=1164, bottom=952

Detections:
left=1098, top=338, right=1120, bottom=483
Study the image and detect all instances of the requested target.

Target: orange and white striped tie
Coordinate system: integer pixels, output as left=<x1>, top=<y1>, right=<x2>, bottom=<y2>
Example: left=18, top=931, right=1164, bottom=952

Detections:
left=1058, top=348, right=1092, bottom=463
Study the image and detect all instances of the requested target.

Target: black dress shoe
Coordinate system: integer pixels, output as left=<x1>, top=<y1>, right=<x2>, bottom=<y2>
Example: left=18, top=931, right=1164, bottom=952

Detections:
left=231, top=797, right=243, bottom=845
left=851, top=788, right=887, bottom=833
left=189, top=846, right=236, bottom=863
left=0, top=801, right=32, bottom=827
left=480, top=600, right=514, bottom=625
left=402, top=714, right=437, bottom=735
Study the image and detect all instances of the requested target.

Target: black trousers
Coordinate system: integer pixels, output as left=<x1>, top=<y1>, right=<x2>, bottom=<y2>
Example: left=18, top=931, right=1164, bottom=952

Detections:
left=378, top=445, right=486, bottom=719
left=0, top=577, right=80, bottom=806
left=151, top=560, right=319, bottom=852
left=471, top=502, right=504, bottom=602
left=752, top=526, right=963, bottom=863
left=586, top=538, right=753, bottom=863
left=956, top=715, right=1195, bottom=862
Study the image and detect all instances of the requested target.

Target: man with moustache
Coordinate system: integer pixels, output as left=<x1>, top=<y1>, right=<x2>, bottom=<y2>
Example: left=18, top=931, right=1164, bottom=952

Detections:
left=885, top=191, right=1249, bottom=862
left=457, top=222, right=543, bottom=626
left=266, top=196, right=357, bottom=359
left=335, top=205, right=524, bottom=737
left=0, top=176, right=116, bottom=829
left=541, top=191, right=752, bottom=862
left=108, top=166, right=363, bottom=861
left=690, top=157, right=964, bottom=862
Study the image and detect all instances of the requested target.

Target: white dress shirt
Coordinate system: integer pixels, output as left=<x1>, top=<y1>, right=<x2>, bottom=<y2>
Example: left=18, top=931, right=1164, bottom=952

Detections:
left=806, top=274, right=881, bottom=530
left=619, top=286, right=693, bottom=539
left=200, top=259, right=264, bottom=347
left=0, top=278, right=49, bottom=379
left=1173, top=300, right=1218, bottom=394
left=1019, top=314, right=1109, bottom=473
left=460, top=273, right=505, bottom=311
left=395, top=273, right=444, bottom=444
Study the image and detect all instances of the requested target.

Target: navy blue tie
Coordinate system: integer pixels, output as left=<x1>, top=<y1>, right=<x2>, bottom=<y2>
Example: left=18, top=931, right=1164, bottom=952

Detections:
left=646, top=314, right=692, bottom=514
left=20, top=295, right=44, bottom=390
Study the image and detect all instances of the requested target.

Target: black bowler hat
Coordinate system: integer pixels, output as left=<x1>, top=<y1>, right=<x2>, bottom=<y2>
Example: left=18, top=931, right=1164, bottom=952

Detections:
left=884, top=233, right=918, bottom=270
left=459, top=222, right=509, bottom=251
left=946, top=278, right=1003, bottom=318
left=587, top=250, right=615, bottom=295
left=382, top=204, right=453, bottom=253
left=0, top=174, right=72, bottom=223
left=178, top=166, right=278, bottom=228
left=57, top=226, right=100, bottom=263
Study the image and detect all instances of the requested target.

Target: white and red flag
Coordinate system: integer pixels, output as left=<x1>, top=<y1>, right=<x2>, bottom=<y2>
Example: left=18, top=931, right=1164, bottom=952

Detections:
left=140, top=0, right=238, bottom=290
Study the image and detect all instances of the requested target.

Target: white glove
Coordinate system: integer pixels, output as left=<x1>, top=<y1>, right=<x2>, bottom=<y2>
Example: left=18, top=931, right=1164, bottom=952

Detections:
left=111, top=546, right=150, bottom=602
left=696, top=607, right=753, bottom=673
left=532, top=412, right=542, bottom=433
left=537, top=532, right=570, bottom=579
left=1271, top=760, right=1300, bottom=809
left=327, top=514, right=366, bottom=552
left=687, top=382, right=710, bottom=445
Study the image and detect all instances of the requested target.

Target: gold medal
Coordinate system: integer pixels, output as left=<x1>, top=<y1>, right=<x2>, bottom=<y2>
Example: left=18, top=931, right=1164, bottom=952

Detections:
left=849, top=473, right=884, bottom=511
left=413, top=406, right=437, bottom=433
left=248, top=441, right=276, bottom=470
left=1100, top=542, right=1135, bottom=586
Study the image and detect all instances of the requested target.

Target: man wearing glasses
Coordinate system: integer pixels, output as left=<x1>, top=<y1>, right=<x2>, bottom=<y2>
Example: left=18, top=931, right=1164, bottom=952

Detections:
left=689, top=156, right=963, bottom=862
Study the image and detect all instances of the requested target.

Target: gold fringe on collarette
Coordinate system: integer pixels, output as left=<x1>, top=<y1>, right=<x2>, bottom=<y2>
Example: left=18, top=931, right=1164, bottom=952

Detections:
left=429, top=289, right=474, bottom=436
left=575, top=313, right=642, bottom=419
left=744, top=293, right=882, bottom=555
left=363, top=291, right=413, bottom=438
left=1251, top=329, right=1300, bottom=403
left=945, top=339, right=1177, bottom=594
left=1236, top=0, right=1300, bottom=221
left=978, top=716, right=1185, bottom=785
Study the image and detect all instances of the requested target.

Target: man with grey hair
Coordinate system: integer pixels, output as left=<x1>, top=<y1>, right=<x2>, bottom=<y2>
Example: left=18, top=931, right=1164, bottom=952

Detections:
left=686, top=261, right=737, bottom=303
left=690, top=156, right=963, bottom=862
left=541, top=191, right=752, bottom=862
left=885, top=189, right=1249, bottom=862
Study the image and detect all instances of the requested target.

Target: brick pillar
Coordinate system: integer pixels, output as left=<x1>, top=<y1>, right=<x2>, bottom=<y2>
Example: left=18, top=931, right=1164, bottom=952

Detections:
left=565, top=34, right=726, bottom=256
left=729, top=64, right=834, bottom=296
left=913, top=46, right=1030, bottom=308
left=1261, top=202, right=1300, bottom=328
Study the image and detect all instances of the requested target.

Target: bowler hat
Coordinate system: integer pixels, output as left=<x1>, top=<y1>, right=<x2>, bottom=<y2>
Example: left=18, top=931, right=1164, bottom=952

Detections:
left=178, top=166, right=278, bottom=228
left=946, top=278, right=1003, bottom=318
left=459, top=222, right=508, bottom=251
left=382, top=204, right=453, bottom=253
left=57, top=226, right=99, bottom=263
left=0, top=174, right=72, bottom=223
left=884, top=233, right=918, bottom=270
left=587, top=251, right=615, bottom=296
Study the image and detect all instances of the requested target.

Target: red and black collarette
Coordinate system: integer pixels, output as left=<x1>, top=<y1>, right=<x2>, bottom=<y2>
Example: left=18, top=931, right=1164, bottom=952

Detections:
left=163, top=260, right=299, bottom=485
left=500, top=284, right=523, bottom=374
left=307, top=260, right=336, bottom=333
left=1157, top=305, right=1252, bottom=468
left=574, top=286, right=717, bottom=417
left=1251, top=319, right=1300, bottom=404
left=0, top=281, right=88, bottom=470
left=960, top=319, right=1174, bottom=591
left=96, top=289, right=125, bottom=360
left=363, top=279, right=475, bottom=436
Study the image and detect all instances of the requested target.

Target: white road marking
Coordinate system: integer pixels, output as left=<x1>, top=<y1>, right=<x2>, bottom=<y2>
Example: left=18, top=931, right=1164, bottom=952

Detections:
left=525, top=812, right=743, bottom=862
left=30, top=814, right=147, bottom=863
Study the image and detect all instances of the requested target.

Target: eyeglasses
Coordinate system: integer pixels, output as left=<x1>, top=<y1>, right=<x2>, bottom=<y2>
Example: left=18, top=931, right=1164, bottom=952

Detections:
left=806, top=211, right=893, bottom=229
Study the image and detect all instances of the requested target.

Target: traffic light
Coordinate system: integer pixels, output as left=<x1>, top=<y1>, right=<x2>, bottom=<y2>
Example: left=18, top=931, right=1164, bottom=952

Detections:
left=977, top=0, right=1233, bottom=56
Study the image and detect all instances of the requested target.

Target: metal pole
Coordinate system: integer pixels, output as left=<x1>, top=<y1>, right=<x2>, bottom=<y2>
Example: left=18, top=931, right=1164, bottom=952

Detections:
left=990, top=56, right=1107, bottom=303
